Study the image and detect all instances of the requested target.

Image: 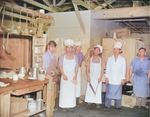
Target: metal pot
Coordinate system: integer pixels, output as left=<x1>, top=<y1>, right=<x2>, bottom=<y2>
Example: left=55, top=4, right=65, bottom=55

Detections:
left=30, top=67, right=38, bottom=79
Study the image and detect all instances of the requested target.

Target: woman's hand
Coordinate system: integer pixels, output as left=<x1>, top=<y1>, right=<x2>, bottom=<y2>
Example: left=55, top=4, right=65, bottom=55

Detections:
left=73, top=76, right=77, bottom=81
left=98, top=77, right=101, bottom=83
left=105, top=77, right=109, bottom=84
left=87, top=76, right=91, bottom=83
left=63, top=75, right=68, bottom=81
left=121, top=79, right=125, bottom=85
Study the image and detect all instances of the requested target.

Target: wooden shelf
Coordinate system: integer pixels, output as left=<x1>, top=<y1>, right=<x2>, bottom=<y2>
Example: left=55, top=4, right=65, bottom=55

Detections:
left=34, top=45, right=45, bottom=46
left=11, top=105, right=46, bottom=117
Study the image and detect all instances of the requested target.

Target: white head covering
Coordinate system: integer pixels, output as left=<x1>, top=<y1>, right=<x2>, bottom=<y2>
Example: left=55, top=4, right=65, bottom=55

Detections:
left=64, top=39, right=74, bottom=46
left=95, top=45, right=103, bottom=53
left=114, top=41, right=122, bottom=49
left=75, top=41, right=82, bottom=46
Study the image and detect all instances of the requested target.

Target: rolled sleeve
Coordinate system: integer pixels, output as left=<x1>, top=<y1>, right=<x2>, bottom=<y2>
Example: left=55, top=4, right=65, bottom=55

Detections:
left=42, top=53, right=50, bottom=69
left=130, top=59, right=134, bottom=68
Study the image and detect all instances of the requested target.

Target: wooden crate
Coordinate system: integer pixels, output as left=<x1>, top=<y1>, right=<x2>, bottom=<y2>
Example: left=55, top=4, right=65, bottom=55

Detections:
left=10, top=97, right=28, bottom=115
left=122, top=95, right=136, bottom=108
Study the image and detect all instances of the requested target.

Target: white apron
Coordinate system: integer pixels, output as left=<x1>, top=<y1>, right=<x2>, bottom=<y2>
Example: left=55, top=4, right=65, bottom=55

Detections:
left=85, top=57, right=102, bottom=104
left=59, top=55, right=76, bottom=108
left=76, top=67, right=81, bottom=97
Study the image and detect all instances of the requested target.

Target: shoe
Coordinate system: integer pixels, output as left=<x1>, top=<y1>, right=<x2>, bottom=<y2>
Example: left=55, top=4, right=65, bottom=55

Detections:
left=62, top=108, right=67, bottom=111
left=116, top=108, right=122, bottom=111
left=104, top=107, right=109, bottom=111
left=68, top=108, right=74, bottom=112
left=141, top=106, right=149, bottom=110
left=133, top=106, right=140, bottom=109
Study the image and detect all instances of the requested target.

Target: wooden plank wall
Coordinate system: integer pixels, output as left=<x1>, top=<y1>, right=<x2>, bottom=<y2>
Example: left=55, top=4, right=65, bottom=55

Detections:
left=0, top=35, right=32, bottom=71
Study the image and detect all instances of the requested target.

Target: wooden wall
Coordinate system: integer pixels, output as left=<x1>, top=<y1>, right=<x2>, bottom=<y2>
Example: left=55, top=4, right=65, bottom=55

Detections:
left=0, top=35, right=32, bottom=71
left=131, top=33, right=150, bottom=57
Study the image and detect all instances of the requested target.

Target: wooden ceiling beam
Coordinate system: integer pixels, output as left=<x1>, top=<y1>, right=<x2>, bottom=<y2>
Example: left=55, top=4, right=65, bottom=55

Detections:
left=72, top=0, right=89, bottom=9
left=3, top=1, right=53, bottom=19
left=92, top=6, right=150, bottom=19
left=22, top=0, right=60, bottom=13
left=72, top=2, right=86, bottom=34
left=42, top=0, right=63, bottom=12
left=56, top=0, right=66, bottom=7
left=94, top=1, right=114, bottom=10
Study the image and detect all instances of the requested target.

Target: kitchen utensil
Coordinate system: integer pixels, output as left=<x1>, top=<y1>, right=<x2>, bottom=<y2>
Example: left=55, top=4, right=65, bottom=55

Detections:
left=36, top=99, right=43, bottom=110
left=13, top=75, right=18, bottom=81
left=30, top=67, right=38, bottom=79
left=29, top=12, right=36, bottom=35
left=19, top=67, right=26, bottom=74
left=89, top=83, right=96, bottom=95
left=114, top=85, right=122, bottom=96
left=1, top=5, right=9, bottom=33
left=94, top=83, right=99, bottom=97
left=24, top=11, right=28, bottom=35
left=37, top=14, right=43, bottom=38
left=10, top=7, right=15, bottom=33
left=5, top=32, right=11, bottom=55
left=17, top=9, right=23, bottom=34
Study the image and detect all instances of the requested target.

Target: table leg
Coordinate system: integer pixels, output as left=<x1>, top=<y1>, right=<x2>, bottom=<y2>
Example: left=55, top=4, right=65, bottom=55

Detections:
left=0, top=94, right=11, bottom=117
left=46, top=82, right=55, bottom=117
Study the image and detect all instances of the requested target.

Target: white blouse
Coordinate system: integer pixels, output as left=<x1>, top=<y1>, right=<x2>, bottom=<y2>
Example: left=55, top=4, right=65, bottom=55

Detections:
left=106, top=55, right=126, bottom=85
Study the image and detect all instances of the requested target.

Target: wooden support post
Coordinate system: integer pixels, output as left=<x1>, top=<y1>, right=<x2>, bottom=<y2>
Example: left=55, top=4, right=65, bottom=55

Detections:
left=46, top=82, right=55, bottom=117
left=0, top=94, right=11, bottom=117
left=46, top=82, right=56, bottom=117
left=72, top=2, right=86, bottom=34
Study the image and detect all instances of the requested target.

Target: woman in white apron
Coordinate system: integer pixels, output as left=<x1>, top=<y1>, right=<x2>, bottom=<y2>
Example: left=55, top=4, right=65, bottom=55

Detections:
left=73, top=41, right=85, bottom=104
left=58, top=39, right=79, bottom=111
left=85, top=45, right=104, bottom=107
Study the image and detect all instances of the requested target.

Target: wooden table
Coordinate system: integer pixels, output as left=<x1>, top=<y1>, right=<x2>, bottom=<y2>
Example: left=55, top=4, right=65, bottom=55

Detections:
left=0, top=78, right=56, bottom=117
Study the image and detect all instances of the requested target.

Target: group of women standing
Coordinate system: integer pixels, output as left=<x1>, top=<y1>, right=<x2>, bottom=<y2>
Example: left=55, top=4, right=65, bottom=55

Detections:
left=43, top=39, right=150, bottom=112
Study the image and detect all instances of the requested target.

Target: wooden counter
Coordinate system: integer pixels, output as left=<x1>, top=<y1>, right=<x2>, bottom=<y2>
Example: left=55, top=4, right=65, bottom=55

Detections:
left=0, top=78, right=57, bottom=117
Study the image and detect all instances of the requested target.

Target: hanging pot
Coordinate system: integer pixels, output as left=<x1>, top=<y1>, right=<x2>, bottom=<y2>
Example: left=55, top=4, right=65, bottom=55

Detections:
left=10, top=7, right=15, bottom=33
left=17, top=9, right=23, bottom=35
left=24, top=11, right=29, bottom=35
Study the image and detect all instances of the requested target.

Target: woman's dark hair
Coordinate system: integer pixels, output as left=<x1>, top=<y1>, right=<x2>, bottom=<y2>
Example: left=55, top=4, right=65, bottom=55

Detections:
left=45, top=41, right=57, bottom=51
left=139, top=47, right=146, bottom=52
left=48, top=41, right=57, bottom=47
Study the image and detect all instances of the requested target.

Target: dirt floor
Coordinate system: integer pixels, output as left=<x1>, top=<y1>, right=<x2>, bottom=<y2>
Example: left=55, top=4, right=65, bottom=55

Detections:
left=53, top=102, right=149, bottom=117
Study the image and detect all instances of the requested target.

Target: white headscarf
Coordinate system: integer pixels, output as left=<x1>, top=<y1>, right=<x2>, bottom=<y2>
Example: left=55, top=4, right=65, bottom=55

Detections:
left=114, top=41, right=122, bottom=49
left=75, top=41, right=82, bottom=46
left=95, top=45, right=103, bottom=53
left=64, top=39, right=74, bottom=46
